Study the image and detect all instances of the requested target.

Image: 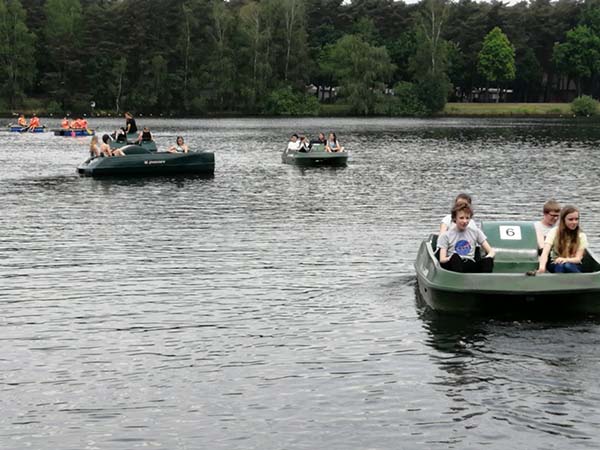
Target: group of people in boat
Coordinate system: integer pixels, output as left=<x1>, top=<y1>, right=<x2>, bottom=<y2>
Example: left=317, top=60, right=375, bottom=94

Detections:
left=287, top=132, right=345, bottom=153
left=16, top=113, right=42, bottom=131
left=61, top=117, right=89, bottom=130
left=437, top=194, right=587, bottom=274
left=89, top=112, right=190, bottom=158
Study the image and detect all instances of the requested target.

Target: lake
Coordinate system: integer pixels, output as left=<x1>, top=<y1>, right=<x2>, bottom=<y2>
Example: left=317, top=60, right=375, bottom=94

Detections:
left=1, top=117, right=600, bottom=449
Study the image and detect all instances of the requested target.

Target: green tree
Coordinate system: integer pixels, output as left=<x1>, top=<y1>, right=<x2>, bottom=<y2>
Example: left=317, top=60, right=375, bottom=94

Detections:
left=207, top=0, right=235, bottom=110
left=237, top=1, right=273, bottom=111
left=478, top=26, right=515, bottom=101
left=320, top=34, right=395, bottom=115
left=0, top=0, right=36, bottom=108
left=412, top=0, right=449, bottom=77
left=43, top=0, right=83, bottom=108
left=553, top=25, right=600, bottom=96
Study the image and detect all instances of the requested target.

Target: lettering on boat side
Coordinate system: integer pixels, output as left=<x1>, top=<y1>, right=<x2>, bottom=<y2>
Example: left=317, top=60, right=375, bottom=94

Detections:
left=499, top=225, right=522, bottom=240
left=144, top=160, right=166, bottom=165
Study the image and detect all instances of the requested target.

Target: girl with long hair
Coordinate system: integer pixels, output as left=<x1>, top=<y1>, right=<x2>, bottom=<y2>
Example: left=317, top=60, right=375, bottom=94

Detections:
left=538, top=205, right=588, bottom=273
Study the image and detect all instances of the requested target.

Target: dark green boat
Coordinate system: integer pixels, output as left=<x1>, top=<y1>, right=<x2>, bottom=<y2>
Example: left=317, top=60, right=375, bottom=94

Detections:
left=282, top=144, right=348, bottom=167
left=414, top=221, right=600, bottom=315
left=77, top=144, right=214, bottom=177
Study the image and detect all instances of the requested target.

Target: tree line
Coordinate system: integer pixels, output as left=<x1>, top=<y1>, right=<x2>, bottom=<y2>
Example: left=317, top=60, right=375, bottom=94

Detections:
left=1, top=0, right=600, bottom=116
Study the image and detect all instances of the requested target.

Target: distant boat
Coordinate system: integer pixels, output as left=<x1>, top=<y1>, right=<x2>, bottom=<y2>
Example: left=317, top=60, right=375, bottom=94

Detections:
left=8, top=125, right=45, bottom=133
left=77, top=144, right=214, bottom=177
left=53, top=128, right=95, bottom=137
left=282, top=143, right=348, bottom=167
left=414, top=221, right=600, bottom=315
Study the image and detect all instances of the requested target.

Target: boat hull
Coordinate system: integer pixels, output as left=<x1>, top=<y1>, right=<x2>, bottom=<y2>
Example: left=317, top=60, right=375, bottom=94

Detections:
left=54, top=129, right=95, bottom=136
left=77, top=150, right=215, bottom=177
left=8, top=126, right=45, bottom=133
left=415, top=221, right=600, bottom=315
left=282, top=149, right=348, bottom=166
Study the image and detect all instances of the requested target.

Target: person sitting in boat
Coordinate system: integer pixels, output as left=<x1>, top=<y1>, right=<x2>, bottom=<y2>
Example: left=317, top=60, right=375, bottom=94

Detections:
left=111, top=127, right=127, bottom=142
left=81, top=117, right=89, bottom=130
left=124, top=112, right=138, bottom=135
left=437, top=203, right=495, bottom=273
left=28, top=114, right=41, bottom=131
left=534, top=199, right=561, bottom=251
left=89, top=135, right=101, bottom=158
left=537, top=205, right=587, bottom=273
left=61, top=117, right=70, bottom=129
left=136, top=127, right=153, bottom=144
left=440, top=193, right=478, bottom=234
left=101, top=134, right=125, bottom=157
left=310, top=132, right=327, bottom=146
left=298, top=136, right=310, bottom=152
left=325, top=132, right=344, bottom=152
left=17, top=114, right=27, bottom=127
left=168, top=136, right=189, bottom=153
left=287, top=133, right=301, bottom=151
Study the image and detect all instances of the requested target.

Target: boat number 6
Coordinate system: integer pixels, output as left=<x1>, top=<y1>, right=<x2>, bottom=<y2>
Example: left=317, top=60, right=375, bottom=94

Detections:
left=499, top=225, right=522, bottom=240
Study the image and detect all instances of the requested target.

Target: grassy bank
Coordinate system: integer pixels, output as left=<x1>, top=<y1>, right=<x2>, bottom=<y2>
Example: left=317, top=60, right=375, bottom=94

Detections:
left=442, top=102, right=573, bottom=117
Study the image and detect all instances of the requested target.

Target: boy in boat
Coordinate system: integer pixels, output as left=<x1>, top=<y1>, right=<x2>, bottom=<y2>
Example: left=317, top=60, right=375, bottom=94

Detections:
left=439, top=193, right=478, bottom=234
left=17, top=114, right=27, bottom=127
left=437, top=203, right=495, bottom=273
left=534, top=199, right=560, bottom=251
left=61, top=117, right=70, bottom=129
left=537, top=205, right=587, bottom=273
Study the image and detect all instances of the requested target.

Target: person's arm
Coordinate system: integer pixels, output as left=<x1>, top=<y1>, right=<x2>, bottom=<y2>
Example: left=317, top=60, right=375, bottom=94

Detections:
left=439, top=223, right=449, bottom=234
left=439, top=247, right=449, bottom=264
left=183, top=144, right=189, bottom=153
left=554, top=248, right=585, bottom=265
left=535, top=226, right=545, bottom=250
left=537, top=243, right=551, bottom=273
left=481, top=240, right=495, bottom=258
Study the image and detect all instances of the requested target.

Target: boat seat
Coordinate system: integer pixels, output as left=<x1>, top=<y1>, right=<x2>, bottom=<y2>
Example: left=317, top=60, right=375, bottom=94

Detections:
left=481, top=221, right=539, bottom=273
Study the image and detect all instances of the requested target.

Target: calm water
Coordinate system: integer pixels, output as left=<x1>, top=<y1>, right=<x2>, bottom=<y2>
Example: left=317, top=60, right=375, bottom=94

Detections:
left=2, top=117, right=600, bottom=449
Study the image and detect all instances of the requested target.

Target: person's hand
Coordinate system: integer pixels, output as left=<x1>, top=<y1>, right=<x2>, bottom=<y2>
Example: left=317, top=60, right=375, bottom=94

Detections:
left=554, top=257, right=567, bottom=264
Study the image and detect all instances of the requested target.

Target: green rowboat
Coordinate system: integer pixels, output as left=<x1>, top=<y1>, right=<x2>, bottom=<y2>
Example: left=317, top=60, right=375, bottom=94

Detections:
left=414, top=221, right=600, bottom=315
left=282, top=144, right=348, bottom=167
left=77, top=144, right=214, bottom=177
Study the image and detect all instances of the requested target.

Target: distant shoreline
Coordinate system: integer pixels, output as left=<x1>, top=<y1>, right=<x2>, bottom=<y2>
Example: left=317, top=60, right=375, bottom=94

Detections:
left=441, top=102, right=574, bottom=118
left=0, top=102, right=580, bottom=119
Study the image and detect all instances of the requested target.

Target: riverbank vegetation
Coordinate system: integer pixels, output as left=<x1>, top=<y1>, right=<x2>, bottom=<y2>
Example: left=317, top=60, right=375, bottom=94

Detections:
left=2, top=0, right=600, bottom=117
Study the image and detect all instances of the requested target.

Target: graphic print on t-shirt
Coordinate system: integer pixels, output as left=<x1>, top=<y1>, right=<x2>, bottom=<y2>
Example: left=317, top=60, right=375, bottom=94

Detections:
left=455, top=239, right=472, bottom=256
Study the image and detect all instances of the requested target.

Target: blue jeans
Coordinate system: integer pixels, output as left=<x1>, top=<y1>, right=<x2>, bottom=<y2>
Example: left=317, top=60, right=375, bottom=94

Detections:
left=549, top=262, right=582, bottom=273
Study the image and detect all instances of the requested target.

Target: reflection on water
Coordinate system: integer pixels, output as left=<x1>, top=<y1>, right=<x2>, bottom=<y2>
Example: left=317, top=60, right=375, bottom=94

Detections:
left=2, top=117, right=600, bottom=449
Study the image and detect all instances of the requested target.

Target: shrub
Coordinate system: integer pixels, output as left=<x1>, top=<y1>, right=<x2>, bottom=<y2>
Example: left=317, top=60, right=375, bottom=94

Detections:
left=571, top=95, right=598, bottom=116
left=377, top=82, right=428, bottom=116
left=416, top=73, right=451, bottom=114
left=264, top=86, right=320, bottom=116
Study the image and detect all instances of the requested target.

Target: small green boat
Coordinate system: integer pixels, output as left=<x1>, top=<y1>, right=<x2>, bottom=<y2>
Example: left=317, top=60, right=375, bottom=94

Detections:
left=282, top=144, right=348, bottom=167
left=77, top=144, right=214, bottom=177
left=414, top=221, right=600, bottom=315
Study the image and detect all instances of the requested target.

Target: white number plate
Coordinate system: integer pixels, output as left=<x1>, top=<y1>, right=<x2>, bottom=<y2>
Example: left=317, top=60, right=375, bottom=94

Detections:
left=499, top=225, right=522, bottom=240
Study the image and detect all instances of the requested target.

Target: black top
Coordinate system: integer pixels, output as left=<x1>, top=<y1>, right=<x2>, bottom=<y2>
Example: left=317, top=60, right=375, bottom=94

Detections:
left=141, top=130, right=152, bottom=141
left=126, top=117, right=138, bottom=134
